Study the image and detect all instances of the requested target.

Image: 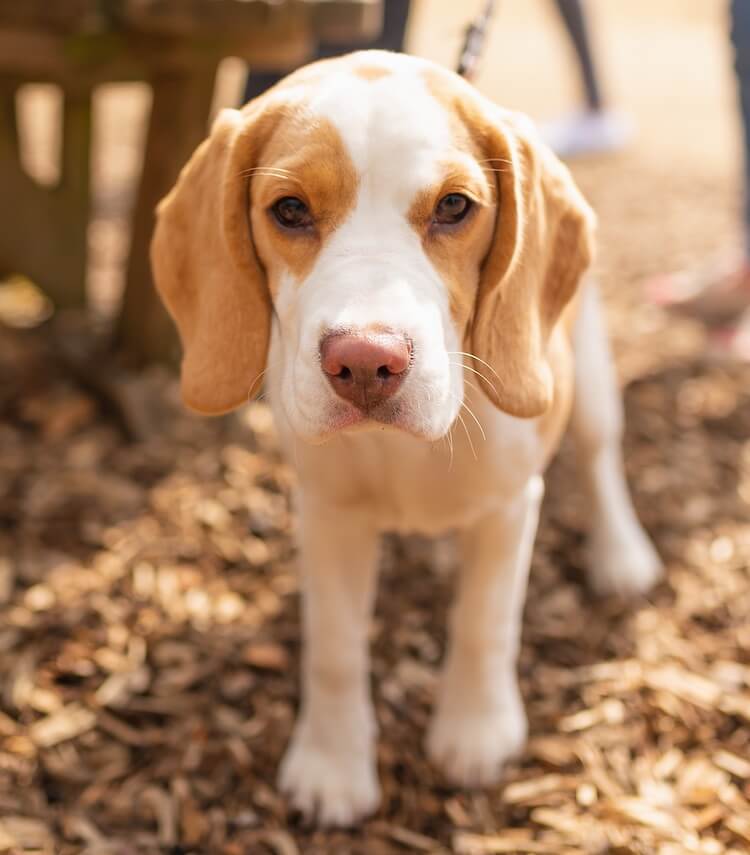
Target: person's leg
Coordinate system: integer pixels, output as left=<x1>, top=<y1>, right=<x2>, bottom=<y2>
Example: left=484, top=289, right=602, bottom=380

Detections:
left=541, top=0, right=629, bottom=157
left=645, top=0, right=750, bottom=329
left=553, top=0, right=602, bottom=111
left=732, top=0, right=750, bottom=253
left=242, top=70, right=287, bottom=105
left=317, top=0, right=411, bottom=58
left=242, top=0, right=412, bottom=105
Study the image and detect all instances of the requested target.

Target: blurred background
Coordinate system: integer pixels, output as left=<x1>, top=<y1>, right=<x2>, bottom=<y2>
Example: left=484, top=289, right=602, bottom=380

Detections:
left=3, top=2, right=750, bottom=854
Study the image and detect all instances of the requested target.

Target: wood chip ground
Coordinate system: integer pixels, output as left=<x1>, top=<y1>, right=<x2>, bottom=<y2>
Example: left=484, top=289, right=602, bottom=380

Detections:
left=2, top=2, right=749, bottom=852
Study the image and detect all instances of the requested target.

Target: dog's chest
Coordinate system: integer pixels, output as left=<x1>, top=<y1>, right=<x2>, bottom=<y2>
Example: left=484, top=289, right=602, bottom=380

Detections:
left=378, top=417, right=542, bottom=534
left=294, top=399, right=546, bottom=536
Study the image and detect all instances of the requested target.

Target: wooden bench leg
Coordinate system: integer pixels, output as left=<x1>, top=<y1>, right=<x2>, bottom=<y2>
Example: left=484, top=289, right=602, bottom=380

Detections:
left=116, top=66, right=217, bottom=365
left=0, top=83, right=18, bottom=281
left=0, top=82, right=91, bottom=308
left=54, top=87, right=92, bottom=308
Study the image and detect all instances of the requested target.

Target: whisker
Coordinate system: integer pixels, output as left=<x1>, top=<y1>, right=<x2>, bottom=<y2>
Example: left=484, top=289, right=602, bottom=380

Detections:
left=448, top=362, right=499, bottom=399
left=446, top=390, right=481, bottom=460
left=460, top=399, right=486, bottom=442
left=456, top=410, right=478, bottom=461
left=240, top=168, right=304, bottom=187
left=241, top=166, right=295, bottom=177
left=447, top=351, right=502, bottom=383
left=461, top=377, right=482, bottom=395
left=246, top=368, right=267, bottom=405
left=244, top=349, right=284, bottom=406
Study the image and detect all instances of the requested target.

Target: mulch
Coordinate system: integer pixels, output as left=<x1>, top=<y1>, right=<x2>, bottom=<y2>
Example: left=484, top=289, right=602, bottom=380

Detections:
left=4, top=4, right=750, bottom=850
left=2, top=288, right=750, bottom=855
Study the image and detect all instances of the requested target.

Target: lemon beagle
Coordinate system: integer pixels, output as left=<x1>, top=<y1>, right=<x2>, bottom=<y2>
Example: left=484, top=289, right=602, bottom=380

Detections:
left=152, top=50, right=662, bottom=826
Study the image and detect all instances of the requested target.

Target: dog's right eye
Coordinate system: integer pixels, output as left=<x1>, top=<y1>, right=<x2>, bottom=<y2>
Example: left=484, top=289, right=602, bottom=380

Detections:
left=271, top=197, right=312, bottom=230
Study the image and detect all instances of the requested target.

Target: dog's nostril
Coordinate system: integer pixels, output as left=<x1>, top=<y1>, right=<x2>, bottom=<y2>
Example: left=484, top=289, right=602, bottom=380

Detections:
left=319, top=330, right=411, bottom=410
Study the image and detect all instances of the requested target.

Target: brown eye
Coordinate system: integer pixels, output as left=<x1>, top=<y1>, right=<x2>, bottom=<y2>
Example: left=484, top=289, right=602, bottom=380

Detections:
left=272, top=196, right=312, bottom=230
left=434, top=193, right=472, bottom=226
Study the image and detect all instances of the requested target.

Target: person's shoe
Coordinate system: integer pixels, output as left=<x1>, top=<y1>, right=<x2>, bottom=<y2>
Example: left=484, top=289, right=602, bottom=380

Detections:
left=539, top=109, right=631, bottom=158
left=645, top=254, right=750, bottom=327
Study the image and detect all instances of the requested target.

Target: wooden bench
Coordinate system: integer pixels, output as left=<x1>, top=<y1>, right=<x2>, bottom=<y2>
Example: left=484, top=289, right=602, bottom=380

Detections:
left=0, top=0, right=382, bottom=361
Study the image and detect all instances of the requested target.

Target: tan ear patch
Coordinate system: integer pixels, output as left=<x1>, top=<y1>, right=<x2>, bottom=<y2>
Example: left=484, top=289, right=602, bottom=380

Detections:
left=152, top=80, right=362, bottom=416
left=471, top=115, right=595, bottom=417
left=421, top=66, right=594, bottom=417
left=151, top=106, right=282, bottom=415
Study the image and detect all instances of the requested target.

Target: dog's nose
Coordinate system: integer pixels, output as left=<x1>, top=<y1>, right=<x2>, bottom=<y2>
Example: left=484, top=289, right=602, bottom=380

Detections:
left=320, top=331, right=411, bottom=411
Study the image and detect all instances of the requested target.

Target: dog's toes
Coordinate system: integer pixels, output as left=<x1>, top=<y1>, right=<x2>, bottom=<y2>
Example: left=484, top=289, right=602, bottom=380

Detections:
left=279, top=733, right=380, bottom=827
left=586, top=523, right=664, bottom=597
left=427, top=700, right=527, bottom=788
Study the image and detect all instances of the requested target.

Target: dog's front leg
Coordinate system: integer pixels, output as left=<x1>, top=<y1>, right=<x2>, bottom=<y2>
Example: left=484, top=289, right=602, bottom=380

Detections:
left=279, top=494, right=380, bottom=826
left=428, top=475, right=544, bottom=787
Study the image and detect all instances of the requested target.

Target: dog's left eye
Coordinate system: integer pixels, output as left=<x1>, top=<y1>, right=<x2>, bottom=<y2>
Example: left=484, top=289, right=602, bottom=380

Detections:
left=272, top=196, right=313, bottom=230
left=434, top=193, right=472, bottom=226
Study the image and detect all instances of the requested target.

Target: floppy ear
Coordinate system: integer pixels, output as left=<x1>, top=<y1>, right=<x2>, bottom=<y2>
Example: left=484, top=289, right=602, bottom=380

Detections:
left=151, top=107, right=275, bottom=415
left=470, top=108, right=596, bottom=418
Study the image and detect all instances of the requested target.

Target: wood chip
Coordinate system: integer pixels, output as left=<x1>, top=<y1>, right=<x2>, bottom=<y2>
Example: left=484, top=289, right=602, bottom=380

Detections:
left=453, top=831, right=562, bottom=854
left=372, top=822, right=441, bottom=851
left=242, top=642, right=290, bottom=671
left=503, top=775, right=574, bottom=804
left=29, top=704, right=96, bottom=747
left=713, top=750, right=750, bottom=779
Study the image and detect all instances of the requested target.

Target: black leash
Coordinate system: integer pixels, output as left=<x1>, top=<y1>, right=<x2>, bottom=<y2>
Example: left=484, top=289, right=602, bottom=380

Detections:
left=456, top=0, right=497, bottom=81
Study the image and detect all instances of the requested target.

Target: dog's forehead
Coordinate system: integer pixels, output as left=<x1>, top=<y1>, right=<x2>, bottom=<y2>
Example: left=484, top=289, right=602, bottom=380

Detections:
left=274, top=55, right=462, bottom=197
left=310, top=69, right=452, bottom=171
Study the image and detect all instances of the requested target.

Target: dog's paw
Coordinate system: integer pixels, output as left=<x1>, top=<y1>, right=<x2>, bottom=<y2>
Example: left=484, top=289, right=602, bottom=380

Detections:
left=279, top=728, right=380, bottom=827
left=586, top=520, right=663, bottom=597
left=427, top=696, right=527, bottom=788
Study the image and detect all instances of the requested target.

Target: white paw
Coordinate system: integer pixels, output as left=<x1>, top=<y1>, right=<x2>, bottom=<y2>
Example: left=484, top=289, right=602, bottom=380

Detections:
left=427, top=690, right=527, bottom=788
left=279, top=725, right=380, bottom=827
left=587, top=520, right=663, bottom=597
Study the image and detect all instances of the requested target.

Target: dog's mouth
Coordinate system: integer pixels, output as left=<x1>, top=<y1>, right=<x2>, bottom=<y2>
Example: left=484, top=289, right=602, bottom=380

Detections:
left=327, top=398, right=404, bottom=432
left=318, top=397, right=449, bottom=443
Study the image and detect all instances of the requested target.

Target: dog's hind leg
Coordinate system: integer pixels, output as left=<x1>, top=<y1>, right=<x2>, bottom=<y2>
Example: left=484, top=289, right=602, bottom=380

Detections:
left=570, top=281, right=663, bottom=596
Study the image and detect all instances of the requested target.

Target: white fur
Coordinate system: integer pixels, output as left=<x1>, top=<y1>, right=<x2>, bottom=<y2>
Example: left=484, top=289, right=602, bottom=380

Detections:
left=270, top=67, right=486, bottom=445
left=259, top=60, right=662, bottom=826
left=570, top=284, right=663, bottom=596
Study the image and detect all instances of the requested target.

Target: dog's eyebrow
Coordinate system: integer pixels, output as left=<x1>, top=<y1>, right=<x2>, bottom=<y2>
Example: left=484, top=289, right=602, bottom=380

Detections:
left=239, top=166, right=305, bottom=187
left=441, top=170, right=486, bottom=189
left=477, top=157, right=512, bottom=166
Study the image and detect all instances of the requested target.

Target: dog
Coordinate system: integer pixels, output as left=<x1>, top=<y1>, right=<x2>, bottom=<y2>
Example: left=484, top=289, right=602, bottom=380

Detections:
left=151, top=49, right=662, bottom=826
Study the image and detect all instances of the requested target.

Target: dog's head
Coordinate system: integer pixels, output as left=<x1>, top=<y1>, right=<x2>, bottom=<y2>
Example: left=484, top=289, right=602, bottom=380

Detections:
left=152, top=51, right=595, bottom=443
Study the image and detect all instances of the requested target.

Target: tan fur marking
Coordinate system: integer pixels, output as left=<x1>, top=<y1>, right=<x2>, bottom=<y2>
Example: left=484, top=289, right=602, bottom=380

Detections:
left=251, top=115, right=359, bottom=287
left=406, top=174, right=494, bottom=336
left=421, top=65, right=595, bottom=419
left=151, top=104, right=287, bottom=415
left=152, top=89, right=359, bottom=416
left=354, top=65, right=392, bottom=81
left=408, top=68, right=500, bottom=335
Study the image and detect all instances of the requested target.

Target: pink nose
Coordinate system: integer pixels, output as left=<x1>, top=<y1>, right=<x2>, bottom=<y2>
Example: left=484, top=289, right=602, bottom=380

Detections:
left=320, top=330, right=412, bottom=411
